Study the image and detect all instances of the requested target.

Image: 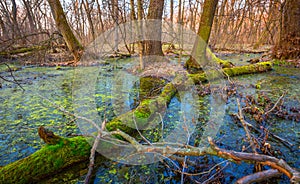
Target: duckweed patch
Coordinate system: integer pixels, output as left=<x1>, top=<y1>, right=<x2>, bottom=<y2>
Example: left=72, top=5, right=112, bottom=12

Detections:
left=0, top=58, right=299, bottom=183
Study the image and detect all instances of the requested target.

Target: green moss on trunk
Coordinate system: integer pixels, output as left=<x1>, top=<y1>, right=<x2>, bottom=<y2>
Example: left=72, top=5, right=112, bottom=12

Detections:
left=0, top=45, right=45, bottom=56
left=189, top=62, right=272, bottom=84
left=106, top=82, right=177, bottom=134
left=0, top=136, right=92, bottom=184
left=139, top=77, right=166, bottom=100
left=185, top=48, right=234, bottom=72
left=223, top=62, right=272, bottom=76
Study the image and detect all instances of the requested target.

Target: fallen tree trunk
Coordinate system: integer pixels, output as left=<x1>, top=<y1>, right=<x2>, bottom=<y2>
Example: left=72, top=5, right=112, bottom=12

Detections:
left=0, top=135, right=92, bottom=183
left=189, top=61, right=273, bottom=84
left=0, top=45, right=46, bottom=57
left=105, top=81, right=177, bottom=134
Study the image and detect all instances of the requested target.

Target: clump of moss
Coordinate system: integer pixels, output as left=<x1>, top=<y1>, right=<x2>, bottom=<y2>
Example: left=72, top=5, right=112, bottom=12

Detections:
left=139, top=77, right=166, bottom=100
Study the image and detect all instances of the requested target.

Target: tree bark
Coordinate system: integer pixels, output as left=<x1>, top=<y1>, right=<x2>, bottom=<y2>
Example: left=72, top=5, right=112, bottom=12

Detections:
left=22, top=0, right=36, bottom=33
left=144, top=0, right=164, bottom=56
left=273, top=0, right=300, bottom=59
left=0, top=16, right=8, bottom=39
left=47, top=0, right=83, bottom=61
left=170, top=0, right=174, bottom=22
left=185, top=0, right=219, bottom=70
left=137, top=0, right=144, bottom=69
left=83, top=0, right=95, bottom=42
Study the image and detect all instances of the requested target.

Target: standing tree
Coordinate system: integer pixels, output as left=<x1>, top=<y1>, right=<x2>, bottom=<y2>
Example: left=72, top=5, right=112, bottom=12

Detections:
left=185, top=0, right=219, bottom=71
left=144, top=0, right=164, bottom=56
left=273, top=0, right=300, bottom=59
left=47, top=0, right=83, bottom=61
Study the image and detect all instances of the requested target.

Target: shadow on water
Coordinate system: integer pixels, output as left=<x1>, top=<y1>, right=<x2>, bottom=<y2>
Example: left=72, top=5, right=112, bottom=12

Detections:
left=0, top=57, right=299, bottom=183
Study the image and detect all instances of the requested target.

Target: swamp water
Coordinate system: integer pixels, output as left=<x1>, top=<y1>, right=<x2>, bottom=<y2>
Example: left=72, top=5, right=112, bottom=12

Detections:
left=0, top=57, right=299, bottom=183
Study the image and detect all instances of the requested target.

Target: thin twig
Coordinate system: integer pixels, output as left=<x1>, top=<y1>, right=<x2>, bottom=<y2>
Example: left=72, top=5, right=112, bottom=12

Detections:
left=0, top=63, right=25, bottom=91
left=132, top=113, right=152, bottom=145
left=232, top=113, right=294, bottom=148
left=84, top=130, right=102, bottom=184
left=201, top=162, right=229, bottom=184
left=236, top=98, right=257, bottom=153
left=110, top=130, right=140, bottom=148
left=157, top=112, right=164, bottom=141
left=265, top=92, right=286, bottom=115
left=181, top=114, right=191, bottom=184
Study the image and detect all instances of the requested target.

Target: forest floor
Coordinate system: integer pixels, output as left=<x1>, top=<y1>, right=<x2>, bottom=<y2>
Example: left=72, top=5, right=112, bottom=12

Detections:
left=1, top=44, right=299, bottom=69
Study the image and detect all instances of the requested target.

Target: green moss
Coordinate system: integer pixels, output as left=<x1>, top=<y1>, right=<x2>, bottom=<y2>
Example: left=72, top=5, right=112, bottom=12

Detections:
left=223, top=62, right=272, bottom=77
left=0, top=137, right=91, bottom=184
left=188, top=73, right=207, bottom=84
left=139, top=77, right=166, bottom=100
left=184, top=48, right=234, bottom=72
left=159, top=83, right=177, bottom=103
left=206, top=48, right=233, bottom=68
left=106, top=82, right=177, bottom=134
left=188, top=62, right=273, bottom=83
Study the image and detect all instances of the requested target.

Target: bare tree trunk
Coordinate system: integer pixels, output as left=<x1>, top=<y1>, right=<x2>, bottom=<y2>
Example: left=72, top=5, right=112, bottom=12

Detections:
left=22, top=0, right=36, bottom=33
left=47, top=0, right=83, bottom=61
left=137, top=0, right=144, bottom=69
left=177, top=0, right=182, bottom=24
left=144, top=0, right=164, bottom=56
left=111, top=0, right=119, bottom=52
left=273, top=0, right=300, bottom=59
left=0, top=16, right=8, bottom=39
left=130, top=0, right=136, bottom=20
left=170, top=0, right=174, bottom=22
left=95, top=0, right=104, bottom=32
left=83, top=0, right=95, bottom=42
left=130, top=0, right=136, bottom=54
left=11, top=0, right=20, bottom=40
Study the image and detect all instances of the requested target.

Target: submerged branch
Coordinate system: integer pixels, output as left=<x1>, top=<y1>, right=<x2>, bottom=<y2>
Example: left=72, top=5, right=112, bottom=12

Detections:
left=236, top=169, right=282, bottom=184
left=0, top=63, right=25, bottom=91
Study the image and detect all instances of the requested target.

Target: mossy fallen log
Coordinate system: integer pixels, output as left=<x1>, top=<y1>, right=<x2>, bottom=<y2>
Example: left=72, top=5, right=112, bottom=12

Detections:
left=0, top=45, right=46, bottom=57
left=0, top=134, right=92, bottom=184
left=106, top=81, right=177, bottom=134
left=189, top=61, right=273, bottom=84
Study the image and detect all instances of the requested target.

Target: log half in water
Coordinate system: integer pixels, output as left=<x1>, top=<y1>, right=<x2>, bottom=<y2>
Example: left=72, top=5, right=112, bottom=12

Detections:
left=188, top=61, right=273, bottom=84
left=0, top=134, right=91, bottom=184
